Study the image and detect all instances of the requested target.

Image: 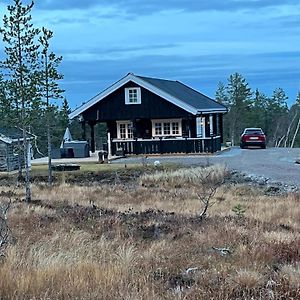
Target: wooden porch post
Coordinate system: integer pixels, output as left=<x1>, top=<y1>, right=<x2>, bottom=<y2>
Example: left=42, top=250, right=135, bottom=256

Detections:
left=219, top=114, right=224, bottom=143
left=89, top=122, right=95, bottom=153
left=81, top=121, right=86, bottom=140
left=107, top=131, right=112, bottom=158
left=209, top=114, right=214, bottom=136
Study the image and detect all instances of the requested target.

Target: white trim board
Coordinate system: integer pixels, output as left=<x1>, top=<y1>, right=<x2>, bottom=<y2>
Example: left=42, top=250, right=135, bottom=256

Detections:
left=69, top=73, right=226, bottom=119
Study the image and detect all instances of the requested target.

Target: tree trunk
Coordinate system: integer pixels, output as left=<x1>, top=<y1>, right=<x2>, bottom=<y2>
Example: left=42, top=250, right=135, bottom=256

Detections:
left=18, top=25, right=31, bottom=202
left=276, top=135, right=285, bottom=147
left=284, top=112, right=297, bottom=147
left=47, top=122, right=52, bottom=186
left=273, top=123, right=280, bottom=147
left=291, top=117, right=300, bottom=148
left=22, top=127, right=31, bottom=202
left=17, top=138, right=22, bottom=180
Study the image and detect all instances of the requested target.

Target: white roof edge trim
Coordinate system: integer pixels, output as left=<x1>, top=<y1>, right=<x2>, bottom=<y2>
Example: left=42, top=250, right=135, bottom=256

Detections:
left=0, top=137, right=12, bottom=144
left=11, top=137, right=33, bottom=142
left=69, top=73, right=204, bottom=119
left=69, top=73, right=133, bottom=119
left=197, top=108, right=227, bottom=114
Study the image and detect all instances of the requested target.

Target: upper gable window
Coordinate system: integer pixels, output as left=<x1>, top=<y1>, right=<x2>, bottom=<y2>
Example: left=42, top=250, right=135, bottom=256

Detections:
left=125, top=87, right=141, bottom=104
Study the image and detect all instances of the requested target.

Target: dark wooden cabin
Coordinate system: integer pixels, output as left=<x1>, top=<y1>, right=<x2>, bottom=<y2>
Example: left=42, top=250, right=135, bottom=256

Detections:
left=0, top=127, right=35, bottom=172
left=69, top=73, right=227, bottom=156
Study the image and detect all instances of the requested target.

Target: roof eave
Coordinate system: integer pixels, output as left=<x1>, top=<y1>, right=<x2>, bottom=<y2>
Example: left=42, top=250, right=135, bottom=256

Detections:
left=197, top=108, right=228, bottom=114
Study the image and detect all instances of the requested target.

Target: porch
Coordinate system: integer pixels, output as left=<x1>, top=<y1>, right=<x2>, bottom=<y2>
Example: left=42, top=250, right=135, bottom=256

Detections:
left=110, top=136, right=221, bottom=156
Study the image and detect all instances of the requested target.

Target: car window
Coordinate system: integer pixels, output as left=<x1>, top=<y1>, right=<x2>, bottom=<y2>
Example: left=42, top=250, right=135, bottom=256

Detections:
left=244, top=129, right=263, bottom=135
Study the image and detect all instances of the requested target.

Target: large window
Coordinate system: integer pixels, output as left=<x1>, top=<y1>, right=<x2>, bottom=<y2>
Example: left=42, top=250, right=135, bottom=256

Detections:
left=152, top=119, right=182, bottom=137
left=117, top=121, right=133, bottom=139
left=125, top=87, right=141, bottom=104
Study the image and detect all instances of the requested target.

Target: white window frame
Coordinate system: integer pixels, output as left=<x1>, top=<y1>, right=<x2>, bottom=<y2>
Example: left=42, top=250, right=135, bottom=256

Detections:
left=116, top=121, right=133, bottom=139
left=125, top=87, right=141, bottom=104
left=151, top=119, right=182, bottom=137
left=196, top=117, right=206, bottom=138
left=209, top=114, right=214, bottom=136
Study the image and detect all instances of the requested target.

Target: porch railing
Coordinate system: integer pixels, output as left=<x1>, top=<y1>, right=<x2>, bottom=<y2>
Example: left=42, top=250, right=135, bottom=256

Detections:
left=110, top=136, right=221, bottom=156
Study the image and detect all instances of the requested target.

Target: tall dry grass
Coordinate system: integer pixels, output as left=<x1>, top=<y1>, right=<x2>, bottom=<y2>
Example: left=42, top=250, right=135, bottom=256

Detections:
left=0, top=164, right=299, bottom=299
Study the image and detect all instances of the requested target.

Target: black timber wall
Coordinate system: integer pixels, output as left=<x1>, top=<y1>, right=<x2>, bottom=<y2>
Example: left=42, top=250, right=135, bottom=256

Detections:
left=82, top=81, right=194, bottom=122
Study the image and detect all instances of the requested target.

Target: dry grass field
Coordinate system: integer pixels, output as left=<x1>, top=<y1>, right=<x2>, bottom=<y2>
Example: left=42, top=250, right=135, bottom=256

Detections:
left=0, top=164, right=299, bottom=299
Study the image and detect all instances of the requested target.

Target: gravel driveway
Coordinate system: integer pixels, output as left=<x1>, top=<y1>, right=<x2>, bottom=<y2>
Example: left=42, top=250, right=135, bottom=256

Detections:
left=112, top=147, right=300, bottom=188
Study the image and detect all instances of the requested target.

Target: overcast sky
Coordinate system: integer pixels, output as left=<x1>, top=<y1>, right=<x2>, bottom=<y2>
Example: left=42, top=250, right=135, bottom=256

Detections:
left=1, top=0, right=300, bottom=108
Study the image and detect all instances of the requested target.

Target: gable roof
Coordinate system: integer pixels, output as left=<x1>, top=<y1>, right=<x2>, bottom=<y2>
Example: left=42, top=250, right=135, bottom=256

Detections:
left=136, top=75, right=226, bottom=112
left=69, top=73, right=227, bottom=119
left=0, top=127, right=36, bottom=144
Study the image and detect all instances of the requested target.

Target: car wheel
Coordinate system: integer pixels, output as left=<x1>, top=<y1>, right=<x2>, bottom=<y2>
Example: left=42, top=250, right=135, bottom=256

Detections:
left=261, top=144, right=266, bottom=149
left=240, top=143, right=245, bottom=149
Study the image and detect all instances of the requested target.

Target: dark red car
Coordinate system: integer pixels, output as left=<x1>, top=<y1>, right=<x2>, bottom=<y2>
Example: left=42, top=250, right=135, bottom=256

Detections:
left=240, top=128, right=266, bottom=149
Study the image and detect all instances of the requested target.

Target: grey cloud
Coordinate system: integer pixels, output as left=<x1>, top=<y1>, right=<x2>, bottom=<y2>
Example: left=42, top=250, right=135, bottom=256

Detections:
left=60, top=43, right=179, bottom=58
left=2, top=0, right=299, bottom=14
left=271, top=15, right=300, bottom=28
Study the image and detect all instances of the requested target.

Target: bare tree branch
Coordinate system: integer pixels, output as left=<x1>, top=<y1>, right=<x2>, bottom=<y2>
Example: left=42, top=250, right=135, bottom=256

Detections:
left=196, top=168, right=226, bottom=218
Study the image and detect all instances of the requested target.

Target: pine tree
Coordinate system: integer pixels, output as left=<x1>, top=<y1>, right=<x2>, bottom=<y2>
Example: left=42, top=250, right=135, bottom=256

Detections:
left=267, top=88, right=289, bottom=146
left=249, top=89, right=268, bottom=131
left=226, top=73, right=253, bottom=145
left=38, top=27, right=64, bottom=186
left=215, top=82, right=228, bottom=105
left=0, top=74, right=10, bottom=127
left=59, top=97, right=70, bottom=130
left=0, top=0, right=40, bottom=202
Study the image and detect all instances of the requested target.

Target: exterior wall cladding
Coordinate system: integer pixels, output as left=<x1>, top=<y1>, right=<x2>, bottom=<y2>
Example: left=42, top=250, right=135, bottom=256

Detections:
left=82, top=81, right=193, bottom=122
left=0, top=141, right=22, bottom=172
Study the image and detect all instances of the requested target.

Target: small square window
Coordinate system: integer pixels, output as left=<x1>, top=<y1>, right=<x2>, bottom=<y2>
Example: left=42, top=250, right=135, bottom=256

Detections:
left=125, top=88, right=141, bottom=104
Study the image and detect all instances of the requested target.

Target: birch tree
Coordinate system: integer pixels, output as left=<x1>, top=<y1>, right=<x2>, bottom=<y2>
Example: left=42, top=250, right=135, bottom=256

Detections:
left=290, top=92, right=300, bottom=148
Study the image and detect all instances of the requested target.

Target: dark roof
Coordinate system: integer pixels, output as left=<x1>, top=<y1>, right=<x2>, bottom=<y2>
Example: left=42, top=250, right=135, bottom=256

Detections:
left=136, top=75, right=227, bottom=112
left=0, top=127, right=35, bottom=144
left=0, top=127, right=24, bottom=140
left=69, top=73, right=227, bottom=119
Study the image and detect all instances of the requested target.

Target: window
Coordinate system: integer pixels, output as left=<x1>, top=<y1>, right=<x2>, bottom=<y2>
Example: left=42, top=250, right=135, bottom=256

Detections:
left=152, top=119, right=182, bottom=137
left=172, top=122, right=179, bottom=135
left=125, top=87, right=141, bottom=104
left=117, top=121, right=133, bottom=139
left=163, top=123, right=171, bottom=135
left=155, top=123, right=162, bottom=135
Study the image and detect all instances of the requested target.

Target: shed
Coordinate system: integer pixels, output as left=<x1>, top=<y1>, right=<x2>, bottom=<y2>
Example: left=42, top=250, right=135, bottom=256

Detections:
left=0, top=127, right=35, bottom=172
left=61, top=141, right=90, bottom=158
